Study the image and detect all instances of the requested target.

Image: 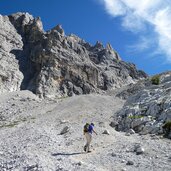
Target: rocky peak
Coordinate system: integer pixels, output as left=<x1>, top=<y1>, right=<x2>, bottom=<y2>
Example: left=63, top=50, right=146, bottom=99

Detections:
left=52, top=24, right=65, bottom=36
left=106, top=43, right=121, bottom=60
left=0, top=12, right=148, bottom=98
left=8, top=12, right=34, bottom=34
left=106, top=43, right=113, bottom=51
left=31, top=17, right=44, bottom=32
left=67, top=34, right=83, bottom=43
left=94, top=41, right=104, bottom=50
left=9, top=12, right=34, bottom=24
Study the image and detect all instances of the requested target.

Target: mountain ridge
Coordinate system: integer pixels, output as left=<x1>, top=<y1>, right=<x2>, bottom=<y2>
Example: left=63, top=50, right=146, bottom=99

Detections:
left=0, top=12, right=147, bottom=98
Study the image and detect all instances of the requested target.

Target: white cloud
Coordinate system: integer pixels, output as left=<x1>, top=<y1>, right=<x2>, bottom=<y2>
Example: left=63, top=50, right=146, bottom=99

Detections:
left=127, top=36, right=154, bottom=52
left=101, top=0, right=126, bottom=16
left=121, top=12, right=146, bottom=32
left=99, top=0, right=171, bottom=61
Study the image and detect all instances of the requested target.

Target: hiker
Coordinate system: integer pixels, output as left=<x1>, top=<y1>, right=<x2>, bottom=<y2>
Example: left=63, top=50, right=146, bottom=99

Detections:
left=83, top=123, right=97, bottom=153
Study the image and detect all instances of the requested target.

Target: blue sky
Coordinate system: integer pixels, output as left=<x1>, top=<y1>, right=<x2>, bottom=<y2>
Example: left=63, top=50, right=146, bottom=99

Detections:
left=0, top=0, right=171, bottom=75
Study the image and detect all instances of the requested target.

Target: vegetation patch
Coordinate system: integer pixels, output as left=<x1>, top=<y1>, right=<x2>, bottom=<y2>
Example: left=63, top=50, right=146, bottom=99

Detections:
left=151, top=75, right=160, bottom=85
left=0, top=117, right=35, bottom=129
left=0, top=121, right=20, bottom=128
left=128, top=115, right=144, bottom=119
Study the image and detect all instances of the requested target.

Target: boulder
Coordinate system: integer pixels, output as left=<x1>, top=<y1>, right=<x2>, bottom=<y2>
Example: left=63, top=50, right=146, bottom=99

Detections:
left=60, top=126, right=70, bottom=135
left=102, top=130, right=110, bottom=135
left=128, top=129, right=135, bottom=134
left=134, top=144, right=145, bottom=155
left=109, top=121, right=118, bottom=128
left=126, top=160, right=134, bottom=165
left=136, top=147, right=145, bottom=155
left=125, top=132, right=131, bottom=136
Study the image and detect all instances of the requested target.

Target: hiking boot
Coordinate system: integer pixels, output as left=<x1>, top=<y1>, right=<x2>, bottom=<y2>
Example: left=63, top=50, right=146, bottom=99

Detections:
left=84, top=145, right=87, bottom=152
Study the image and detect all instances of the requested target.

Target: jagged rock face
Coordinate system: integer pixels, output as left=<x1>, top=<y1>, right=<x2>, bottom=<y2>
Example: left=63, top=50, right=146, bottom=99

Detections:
left=0, top=14, right=23, bottom=93
left=115, top=78, right=152, bottom=100
left=0, top=12, right=148, bottom=98
left=116, top=72, right=171, bottom=136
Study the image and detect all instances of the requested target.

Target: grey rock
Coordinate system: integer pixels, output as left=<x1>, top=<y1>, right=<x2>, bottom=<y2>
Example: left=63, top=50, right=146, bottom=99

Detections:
left=102, top=130, right=110, bottom=135
left=155, top=155, right=159, bottom=158
left=111, top=152, right=117, bottom=157
left=125, top=132, right=131, bottom=136
left=133, top=143, right=145, bottom=155
left=99, top=122, right=105, bottom=127
left=60, top=126, right=70, bottom=135
left=109, top=121, right=118, bottom=128
left=121, top=160, right=126, bottom=163
left=126, top=160, right=134, bottom=165
left=128, top=129, right=135, bottom=134
left=121, top=168, right=127, bottom=171
left=76, top=161, right=82, bottom=166
left=125, top=148, right=130, bottom=152
left=136, top=147, right=145, bottom=155
left=60, top=120, right=69, bottom=124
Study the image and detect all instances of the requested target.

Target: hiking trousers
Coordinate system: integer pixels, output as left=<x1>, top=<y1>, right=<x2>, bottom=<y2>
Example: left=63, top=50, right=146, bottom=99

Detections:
left=84, top=132, right=92, bottom=152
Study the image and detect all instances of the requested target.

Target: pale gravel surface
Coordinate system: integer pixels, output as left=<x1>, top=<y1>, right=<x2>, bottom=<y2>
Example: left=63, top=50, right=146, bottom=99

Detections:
left=0, top=90, right=171, bottom=171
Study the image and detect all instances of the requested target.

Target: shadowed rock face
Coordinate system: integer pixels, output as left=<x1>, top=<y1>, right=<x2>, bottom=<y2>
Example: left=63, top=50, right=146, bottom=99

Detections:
left=0, top=12, right=148, bottom=98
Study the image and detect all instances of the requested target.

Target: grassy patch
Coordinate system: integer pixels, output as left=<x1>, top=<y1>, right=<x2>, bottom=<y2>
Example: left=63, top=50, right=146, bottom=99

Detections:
left=128, top=115, right=144, bottom=119
left=151, top=75, right=160, bottom=85
left=0, top=121, right=19, bottom=128
left=0, top=116, right=36, bottom=129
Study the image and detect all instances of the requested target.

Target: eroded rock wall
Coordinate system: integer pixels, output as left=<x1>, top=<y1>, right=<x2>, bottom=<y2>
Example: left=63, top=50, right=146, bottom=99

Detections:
left=0, top=12, right=148, bottom=98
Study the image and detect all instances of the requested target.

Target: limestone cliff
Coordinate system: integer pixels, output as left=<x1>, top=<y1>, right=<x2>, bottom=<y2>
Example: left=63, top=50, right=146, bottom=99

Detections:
left=0, top=12, right=147, bottom=98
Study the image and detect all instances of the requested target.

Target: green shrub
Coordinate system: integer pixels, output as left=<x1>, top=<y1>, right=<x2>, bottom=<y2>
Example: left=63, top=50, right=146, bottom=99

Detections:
left=151, top=75, right=160, bottom=85
left=0, top=121, right=19, bottom=128
left=162, top=121, right=171, bottom=137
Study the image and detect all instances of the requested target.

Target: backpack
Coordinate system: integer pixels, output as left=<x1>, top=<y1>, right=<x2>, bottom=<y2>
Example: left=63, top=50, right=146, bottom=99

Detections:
left=83, top=123, right=90, bottom=133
